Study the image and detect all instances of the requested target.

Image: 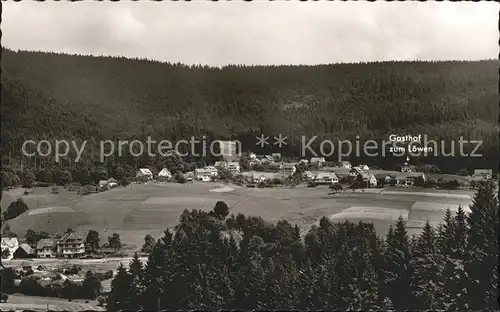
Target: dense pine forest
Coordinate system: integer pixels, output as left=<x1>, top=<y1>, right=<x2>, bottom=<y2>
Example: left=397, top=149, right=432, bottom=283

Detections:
left=2, top=48, right=498, bottom=173
left=101, top=182, right=497, bottom=311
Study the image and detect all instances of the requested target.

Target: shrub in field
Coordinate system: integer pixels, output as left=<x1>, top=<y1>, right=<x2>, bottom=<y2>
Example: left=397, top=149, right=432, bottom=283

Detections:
left=2, top=198, right=29, bottom=221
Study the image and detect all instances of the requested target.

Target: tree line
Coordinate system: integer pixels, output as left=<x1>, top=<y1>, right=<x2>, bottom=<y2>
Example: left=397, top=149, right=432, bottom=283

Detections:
left=106, top=182, right=498, bottom=311
left=2, top=48, right=498, bottom=174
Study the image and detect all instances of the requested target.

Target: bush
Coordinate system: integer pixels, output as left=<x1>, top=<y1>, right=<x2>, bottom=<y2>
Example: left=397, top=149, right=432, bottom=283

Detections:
left=64, top=265, right=82, bottom=275
left=79, top=184, right=97, bottom=195
left=173, top=171, right=187, bottom=184
left=1, top=171, right=20, bottom=188
left=2, top=198, right=29, bottom=221
left=307, top=181, right=317, bottom=187
left=22, top=171, right=36, bottom=188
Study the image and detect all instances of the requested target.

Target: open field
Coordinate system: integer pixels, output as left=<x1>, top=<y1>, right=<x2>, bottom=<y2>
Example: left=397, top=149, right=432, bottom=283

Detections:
left=4, top=183, right=474, bottom=249
left=0, top=294, right=104, bottom=311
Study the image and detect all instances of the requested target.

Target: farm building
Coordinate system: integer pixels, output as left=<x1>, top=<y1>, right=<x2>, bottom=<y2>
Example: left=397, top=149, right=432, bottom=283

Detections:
left=314, top=172, right=339, bottom=185
left=158, top=168, right=173, bottom=180
left=36, top=239, right=57, bottom=258
left=195, top=168, right=212, bottom=181
left=357, top=172, right=378, bottom=187
left=471, top=169, right=492, bottom=181
left=227, top=162, right=241, bottom=174
left=136, top=168, right=153, bottom=180
left=204, top=166, right=219, bottom=177
left=13, top=244, right=35, bottom=259
left=310, top=157, right=326, bottom=166
left=405, top=172, right=426, bottom=186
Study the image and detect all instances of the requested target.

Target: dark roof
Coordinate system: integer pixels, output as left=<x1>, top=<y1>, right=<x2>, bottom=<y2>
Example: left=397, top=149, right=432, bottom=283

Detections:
left=37, top=238, right=56, bottom=249
left=15, top=244, right=34, bottom=255
left=59, top=232, right=83, bottom=243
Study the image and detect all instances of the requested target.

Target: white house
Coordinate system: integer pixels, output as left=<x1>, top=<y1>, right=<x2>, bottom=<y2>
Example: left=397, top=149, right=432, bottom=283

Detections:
left=136, top=168, right=153, bottom=180
left=248, top=152, right=257, bottom=160
left=404, top=172, right=426, bottom=186
left=310, top=157, right=326, bottom=165
left=349, top=166, right=364, bottom=176
left=204, top=166, right=219, bottom=177
left=108, top=178, right=118, bottom=188
left=1, top=237, right=19, bottom=260
left=195, top=168, right=212, bottom=181
left=472, top=169, right=493, bottom=181
left=358, top=172, right=378, bottom=187
left=158, top=168, right=173, bottom=180
left=56, top=232, right=85, bottom=258
left=315, top=172, right=339, bottom=185
left=227, top=162, right=241, bottom=174
left=359, top=164, right=370, bottom=170
left=36, top=239, right=56, bottom=258
left=299, top=159, right=309, bottom=164
left=98, top=180, right=109, bottom=191
left=279, top=163, right=297, bottom=176
left=339, top=161, right=352, bottom=169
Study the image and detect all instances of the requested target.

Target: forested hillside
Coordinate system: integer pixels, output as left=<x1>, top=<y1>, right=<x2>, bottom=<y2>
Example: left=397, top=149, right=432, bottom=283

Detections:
left=2, top=48, right=498, bottom=172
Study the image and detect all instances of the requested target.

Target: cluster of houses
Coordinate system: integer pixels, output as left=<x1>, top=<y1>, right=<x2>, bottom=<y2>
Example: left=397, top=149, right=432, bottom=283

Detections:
left=1, top=232, right=86, bottom=260
left=131, top=151, right=494, bottom=187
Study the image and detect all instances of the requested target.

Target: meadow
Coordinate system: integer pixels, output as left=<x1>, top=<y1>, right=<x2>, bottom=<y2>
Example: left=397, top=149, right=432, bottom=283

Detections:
left=3, top=182, right=473, bottom=250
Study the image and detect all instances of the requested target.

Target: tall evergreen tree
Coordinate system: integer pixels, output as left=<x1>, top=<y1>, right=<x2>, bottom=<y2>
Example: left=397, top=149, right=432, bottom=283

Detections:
left=464, top=181, right=499, bottom=310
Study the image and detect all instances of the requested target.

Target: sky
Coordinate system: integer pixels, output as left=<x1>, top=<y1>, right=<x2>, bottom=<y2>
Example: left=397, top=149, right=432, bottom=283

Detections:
left=2, top=1, right=498, bottom=66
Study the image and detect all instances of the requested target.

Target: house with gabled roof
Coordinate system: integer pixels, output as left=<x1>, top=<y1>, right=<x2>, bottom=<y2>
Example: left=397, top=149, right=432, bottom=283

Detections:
left=314, top=171, right=339, bottom=185
left=13, top=244, right=35, bottom=259
left=339, top=161, right=352, bottom=169
left=349, top=166, right=364, bottom=176
left=136, top=168, right=153, bottom=180
left=36, top=239, right=57, bottom=258
left=1, top=237, right=19, bottom=260
left=158, top=168, right=173, bottom=180
left=57, top=232, right=85, bottom=258
left=358, top=172, right=377, bottom=187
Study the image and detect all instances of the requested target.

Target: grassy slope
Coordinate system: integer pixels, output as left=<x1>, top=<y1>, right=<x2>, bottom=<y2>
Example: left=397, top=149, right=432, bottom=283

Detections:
left=6, top=183, right=473, bottom=250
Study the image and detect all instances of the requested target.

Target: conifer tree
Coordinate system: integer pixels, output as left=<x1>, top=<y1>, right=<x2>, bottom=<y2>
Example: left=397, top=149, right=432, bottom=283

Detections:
left=381, top=216, right=415, bottom=310
left=411, top=221, right=442, bottom=310
left=464, top=181, right=499, bottom=310
left=106, top=264, right=134, bottom=311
